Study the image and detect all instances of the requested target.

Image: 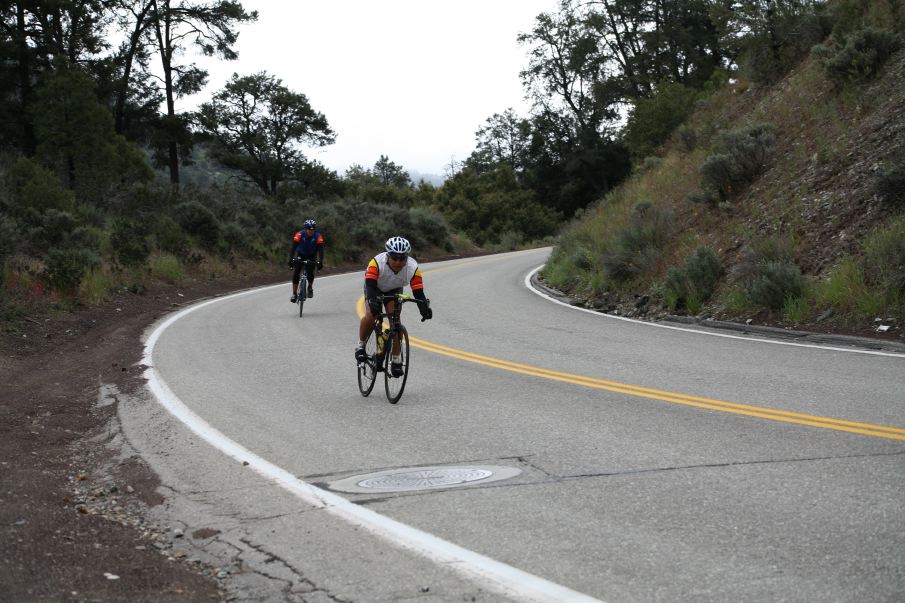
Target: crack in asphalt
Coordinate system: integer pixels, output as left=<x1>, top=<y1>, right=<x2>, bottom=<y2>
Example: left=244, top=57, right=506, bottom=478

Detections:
left=238, top=537, right=352, bottom=603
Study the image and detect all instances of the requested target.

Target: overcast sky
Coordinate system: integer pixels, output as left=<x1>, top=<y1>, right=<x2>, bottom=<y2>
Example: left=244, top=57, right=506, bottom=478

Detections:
left=186, top=1, right=559, bottom=179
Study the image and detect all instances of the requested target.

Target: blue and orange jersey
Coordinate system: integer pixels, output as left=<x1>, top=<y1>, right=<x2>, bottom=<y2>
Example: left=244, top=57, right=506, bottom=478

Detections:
left=291, top=230, right=324, bottom=257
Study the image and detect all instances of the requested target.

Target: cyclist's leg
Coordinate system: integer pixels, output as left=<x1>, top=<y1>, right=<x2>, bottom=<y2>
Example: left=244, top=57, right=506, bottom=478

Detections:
left=291, top=261, right=302, bottom=300
left=357, top=284, right=379, bottom=361
left=305, top=259, right=316, bottom=293
left=384, top=290, right=403, bottom=357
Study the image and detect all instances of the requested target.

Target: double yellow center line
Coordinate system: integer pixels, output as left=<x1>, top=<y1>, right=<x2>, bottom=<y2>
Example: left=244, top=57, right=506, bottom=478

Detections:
left=413, top=335, right=905, bottom=441
left=356, top=295, right=905, bottom=441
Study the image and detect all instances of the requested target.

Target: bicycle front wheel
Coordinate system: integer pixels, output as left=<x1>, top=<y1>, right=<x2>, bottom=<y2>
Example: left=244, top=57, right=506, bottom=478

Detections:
left=357, top=324, right=379, bottom=397
left=384, top=325, right=410, bottom=404
left=297, top=276, right=306, bottom=317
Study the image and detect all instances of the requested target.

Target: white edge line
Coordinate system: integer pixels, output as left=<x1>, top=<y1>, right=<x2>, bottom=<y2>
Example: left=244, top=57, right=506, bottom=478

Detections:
left=141, top=277, right=602, bottom=603
left=524, top=265, right=905, bottom=359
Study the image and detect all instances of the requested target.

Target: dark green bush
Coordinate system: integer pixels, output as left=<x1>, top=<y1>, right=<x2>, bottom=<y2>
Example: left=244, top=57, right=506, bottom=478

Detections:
left=602, top=203, right=674, bottom=282
left=745, top=261, right=804, bottom=310
left=862, top=218, right=905, bottom=300
left=408, top=207, right=452, bottom=251
left=740, top=8, right=831, bottom=84
left=676, top=125, right=698, bottom=152
left=686, top=246, right=722, bottom=298
left=151, top=215, right=190, bottom=255
left=663, top=246, right=722, bottom=311
left=44, top=247, right=101, bottom=293
left=735, top=238, right=803, bottom=310
left=818, top=27, right=901, bottom=87
left=623, top=83, right=699, bottom=161
left=174, top=201, right=221, bottom=249
left=0, top=216, right=16, bottom=287
left=220, top=222, right=247, bottom=254
left=110, top=219, right=151, bottom=267
left=872, top=158, right=905, bottom=207
left=4, top=157, right=75, bottom=215
left=700, top=124, right=776, bottom=202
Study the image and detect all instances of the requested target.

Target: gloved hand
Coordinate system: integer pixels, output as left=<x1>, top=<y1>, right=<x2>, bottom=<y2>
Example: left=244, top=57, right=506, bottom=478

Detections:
left=367, top=298, right=381, bottom=317
left=317, top=260, right=323, bottom=271
left=287, top=258, right=294, bottom=269
left=419, top=301, right=432, bottom=321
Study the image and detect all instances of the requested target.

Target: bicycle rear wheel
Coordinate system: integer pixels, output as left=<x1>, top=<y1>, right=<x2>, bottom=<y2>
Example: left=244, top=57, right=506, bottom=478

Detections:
left=297, top=275, right=306, bottom=317
left=357, top=324, right=379, bottom=396
left=384, top=325, right=410, bottom=404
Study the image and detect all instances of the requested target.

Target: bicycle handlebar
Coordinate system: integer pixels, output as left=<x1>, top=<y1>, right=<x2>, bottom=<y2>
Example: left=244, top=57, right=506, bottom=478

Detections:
left=377, top=293, right=428, bottom=305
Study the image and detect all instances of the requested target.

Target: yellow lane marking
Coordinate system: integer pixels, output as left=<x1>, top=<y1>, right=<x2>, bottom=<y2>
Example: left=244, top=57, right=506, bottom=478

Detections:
left=410, top=336, right=905, bottom=440
left=354, top=268, right=905, bottom=441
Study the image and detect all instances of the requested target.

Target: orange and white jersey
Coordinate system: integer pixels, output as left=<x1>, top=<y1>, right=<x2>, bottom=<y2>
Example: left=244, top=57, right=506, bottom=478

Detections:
left=365, top=252, right=424, bottom=293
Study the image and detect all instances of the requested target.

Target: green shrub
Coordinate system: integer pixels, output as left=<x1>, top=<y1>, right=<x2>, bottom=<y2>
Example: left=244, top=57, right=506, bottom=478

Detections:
left=814, top=256, right=866, bottom=315
left=636, top=156, right=662, bottom=174
left=676, top=125, right=698, bottom=152
left=662, top=246, right=722, bottom=311
left=79, top=268, right=112, bottom=305
left=0, top=216, right=16, bottom=286
left=663, top=267, right=689, bottom=310
left=782, top=295, right=810, bottom=323
left=602, top=203, right=674, bottom=282
left=407, top=206, right=451, bottom=250
left=174, top=201, right=220, bottom=249
left=151, top=215, right=190, bottom=255
left=862, top=218, right=905, bottom=301
left=220, top=222, right=246, bottom=254
left=872, top=157, right=905, bottom=207
left=149, top=253, right=183, bottom=283
left=110, top=219, right=151, bottom=267
left=745, top=261, right=804, bottom=310
left=735, top=238, right=803, bottom=310
left=818, top=27, right=901, bottom=87
left=623, top=83, right=699, bottom=161
left=44, top=247, right=101, bottom=294
left=4, top=157, right=75, bottom=215
left=700, top=124, right=776, bottom=202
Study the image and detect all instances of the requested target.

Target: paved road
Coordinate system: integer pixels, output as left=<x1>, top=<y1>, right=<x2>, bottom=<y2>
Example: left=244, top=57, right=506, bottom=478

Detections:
left=134, top=248, right=905, bottom=602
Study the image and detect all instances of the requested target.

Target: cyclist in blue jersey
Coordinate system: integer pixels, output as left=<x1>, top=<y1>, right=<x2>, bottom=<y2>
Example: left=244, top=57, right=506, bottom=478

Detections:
left=287, top=219, right=324, bottom=302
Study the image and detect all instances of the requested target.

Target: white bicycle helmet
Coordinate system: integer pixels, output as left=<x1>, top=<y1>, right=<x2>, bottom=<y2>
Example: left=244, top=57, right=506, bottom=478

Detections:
left=385, top=236, right=411, bottom=255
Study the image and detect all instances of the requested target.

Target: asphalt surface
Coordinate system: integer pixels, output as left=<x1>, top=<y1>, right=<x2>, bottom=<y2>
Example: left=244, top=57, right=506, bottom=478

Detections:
left=130, top=248, right=905, bottom=602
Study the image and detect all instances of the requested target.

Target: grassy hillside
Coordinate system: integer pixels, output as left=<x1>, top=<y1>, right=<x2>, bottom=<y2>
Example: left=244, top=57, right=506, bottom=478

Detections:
left=542, top=26, right=905, bottom=340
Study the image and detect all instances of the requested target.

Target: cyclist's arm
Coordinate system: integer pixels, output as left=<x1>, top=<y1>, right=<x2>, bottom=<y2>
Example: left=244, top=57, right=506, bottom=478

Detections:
left=316, top=236, right=324, bottom=264
left=409, top=267, right=426, bottom=302
left=365, top=258, right=381, bottom=311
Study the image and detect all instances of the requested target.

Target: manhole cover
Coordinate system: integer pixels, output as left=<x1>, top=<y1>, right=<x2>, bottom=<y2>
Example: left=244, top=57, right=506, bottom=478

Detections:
left=328, top=465, right=521, bottom=494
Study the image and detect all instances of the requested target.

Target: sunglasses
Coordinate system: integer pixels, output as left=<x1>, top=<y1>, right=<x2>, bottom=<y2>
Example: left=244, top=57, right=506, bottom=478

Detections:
left=388, top=252, right=407, bottom=261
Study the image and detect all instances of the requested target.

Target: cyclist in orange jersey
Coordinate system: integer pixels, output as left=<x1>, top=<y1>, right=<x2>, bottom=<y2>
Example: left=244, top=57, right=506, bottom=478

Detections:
left=355, top=236, right=432, bottom=376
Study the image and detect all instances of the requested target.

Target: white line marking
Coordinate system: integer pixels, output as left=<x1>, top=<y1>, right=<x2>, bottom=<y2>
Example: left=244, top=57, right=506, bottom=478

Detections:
left=142, top=275, right=602, bottom=603
left=525, top=265, right=905, bottom=358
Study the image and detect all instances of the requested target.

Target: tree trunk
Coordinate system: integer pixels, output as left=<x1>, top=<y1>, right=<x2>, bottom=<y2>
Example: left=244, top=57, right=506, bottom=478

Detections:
left=152, top=0, right=180, bottom=186
left=114, top=5, right=152, bottom=134
left=16, top=2, right=35, bottom=155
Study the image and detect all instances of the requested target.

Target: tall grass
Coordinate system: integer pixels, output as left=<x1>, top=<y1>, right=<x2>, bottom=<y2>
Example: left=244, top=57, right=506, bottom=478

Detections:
left=149, top=253, right=183, bottom=283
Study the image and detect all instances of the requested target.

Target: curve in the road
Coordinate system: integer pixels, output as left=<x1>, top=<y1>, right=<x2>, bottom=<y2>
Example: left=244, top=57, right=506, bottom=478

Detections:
left=144, top=277, right=603, bottom=603
left=353, top=265, right=905, bottom=442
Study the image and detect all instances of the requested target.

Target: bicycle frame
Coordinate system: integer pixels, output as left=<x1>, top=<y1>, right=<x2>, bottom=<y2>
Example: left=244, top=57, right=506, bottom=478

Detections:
left=292, top=258, right=315, bottom=317
left=358, top=293, right=427, bottom=403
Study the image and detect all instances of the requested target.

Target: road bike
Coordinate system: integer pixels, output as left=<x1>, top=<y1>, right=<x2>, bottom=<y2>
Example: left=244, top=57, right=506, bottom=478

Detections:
left=357, top=293, right=429, bottom=404
left=291, top=258, right=316, bottom=317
